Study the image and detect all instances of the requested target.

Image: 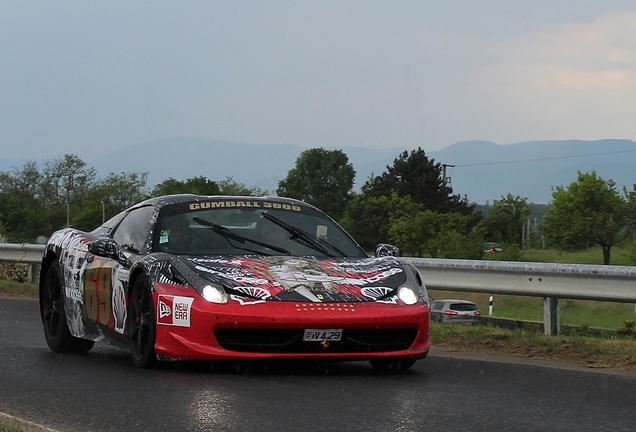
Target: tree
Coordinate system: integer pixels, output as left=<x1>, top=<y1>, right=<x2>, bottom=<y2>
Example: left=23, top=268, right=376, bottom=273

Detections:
left=219, top=176, right=267, bottom=196
left=277, top=148, right=355, bottom=220
left=389, top=210, right=485, bottom=259
left=151, top=176, right=221, bottom=196
left=0, top=156, right=152, bottom=239
left=541, top=171, right=629, bottom=265
left=41, top=154, right=97, bottom=206
left=0, top=163, right=49, bottom=242
left=343, top=148, right=481, bottom=252
left=625, top=184, right=636, bottom=234
left=38, top=154, right=98, bottom=230
left=362, top=147, right=475, bottom=216
left=340, top=193, right=422, bottom=251
left=485, top=194, right=532, bottom=247
left=74, top=172, right=150, bottom=231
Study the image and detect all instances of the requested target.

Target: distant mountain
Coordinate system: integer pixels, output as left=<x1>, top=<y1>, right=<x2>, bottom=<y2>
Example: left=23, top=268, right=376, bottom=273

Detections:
left=1, top=138, right=635, bottom=204
left=429, top=139, right=636, bottom=203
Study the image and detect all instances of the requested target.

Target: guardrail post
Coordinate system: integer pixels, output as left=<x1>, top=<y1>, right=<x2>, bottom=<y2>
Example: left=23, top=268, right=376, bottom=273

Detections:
left=27, top=264, right=36, bottom=283
left=543, top=297, right=560, bottom=336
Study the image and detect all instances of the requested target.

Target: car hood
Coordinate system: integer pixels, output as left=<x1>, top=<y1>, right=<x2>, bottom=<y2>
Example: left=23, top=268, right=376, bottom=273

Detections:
left=170, top=255, right=411, bottom=303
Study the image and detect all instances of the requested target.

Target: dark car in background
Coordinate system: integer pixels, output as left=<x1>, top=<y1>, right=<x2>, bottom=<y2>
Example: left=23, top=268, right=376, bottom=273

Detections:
left=430, top=299, right=481, bottom=325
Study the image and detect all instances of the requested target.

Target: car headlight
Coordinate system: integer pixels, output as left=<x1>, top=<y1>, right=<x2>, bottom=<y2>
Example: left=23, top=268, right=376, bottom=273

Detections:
left=397, top=286, right=419, bottom=305
left=202, top=284, right=229, bottom=304
left=168, top=258, right=229, bottom=304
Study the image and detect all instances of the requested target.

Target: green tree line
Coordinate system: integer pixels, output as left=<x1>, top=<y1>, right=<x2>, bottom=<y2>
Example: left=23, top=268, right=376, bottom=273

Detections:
left=1, top=149, right=634, bottom=264
left=0, top=154, right=264, bottom=241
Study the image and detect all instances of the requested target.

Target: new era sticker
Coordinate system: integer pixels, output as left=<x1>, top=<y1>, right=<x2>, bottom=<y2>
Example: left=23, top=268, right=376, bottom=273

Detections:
left=157, top=295, right=194, bottom=327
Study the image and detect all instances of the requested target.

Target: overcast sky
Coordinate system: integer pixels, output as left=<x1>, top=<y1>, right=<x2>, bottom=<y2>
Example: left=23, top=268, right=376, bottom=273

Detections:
left=3, top=1, right=636, bottom=160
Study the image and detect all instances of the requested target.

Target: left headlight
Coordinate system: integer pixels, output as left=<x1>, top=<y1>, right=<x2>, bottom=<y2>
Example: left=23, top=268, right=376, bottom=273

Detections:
left=397, top=286, right=419, bottom=305
left=400, top=263, right=429, bottom=305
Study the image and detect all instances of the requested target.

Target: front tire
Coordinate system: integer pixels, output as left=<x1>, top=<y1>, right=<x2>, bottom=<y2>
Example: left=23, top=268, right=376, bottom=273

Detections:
left=41, top=261, right=94, bottom=353
left=129, top=275, right=157, bottom=368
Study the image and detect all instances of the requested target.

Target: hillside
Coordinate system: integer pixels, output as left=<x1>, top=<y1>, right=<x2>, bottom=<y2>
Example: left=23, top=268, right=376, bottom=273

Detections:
left=429, top=139, right=636, bottom=203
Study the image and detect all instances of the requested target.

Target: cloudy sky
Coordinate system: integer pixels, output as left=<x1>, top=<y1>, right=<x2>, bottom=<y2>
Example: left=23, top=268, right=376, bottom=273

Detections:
left=3, top=1, right=636, bottom=160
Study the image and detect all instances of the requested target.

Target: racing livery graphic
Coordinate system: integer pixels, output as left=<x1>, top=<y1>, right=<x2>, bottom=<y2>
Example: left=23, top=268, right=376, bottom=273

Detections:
left=39, top=194, right=431, bottom=370
left=157, top=295, right=194, bottom=327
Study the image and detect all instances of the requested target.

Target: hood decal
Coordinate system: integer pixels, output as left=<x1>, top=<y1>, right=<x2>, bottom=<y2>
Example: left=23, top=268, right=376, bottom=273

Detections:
left=182, top=255, right=407, bottom=303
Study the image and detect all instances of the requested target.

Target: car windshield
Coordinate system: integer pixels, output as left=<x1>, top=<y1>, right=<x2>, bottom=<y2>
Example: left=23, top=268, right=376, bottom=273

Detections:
left=153, top=198, right=367, bottom=258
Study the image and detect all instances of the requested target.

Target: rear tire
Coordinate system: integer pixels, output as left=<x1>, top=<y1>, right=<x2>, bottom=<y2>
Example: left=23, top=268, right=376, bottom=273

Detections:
left=369, top=358, right=416, bottom=373
left=41, top=261, right=94, bottom=353
left=129, top=275, right=157, bottom=368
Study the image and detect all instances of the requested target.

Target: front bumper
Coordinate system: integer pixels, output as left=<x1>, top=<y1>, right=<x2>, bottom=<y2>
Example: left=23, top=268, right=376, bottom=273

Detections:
left=152, top=289, right=430, bottom=361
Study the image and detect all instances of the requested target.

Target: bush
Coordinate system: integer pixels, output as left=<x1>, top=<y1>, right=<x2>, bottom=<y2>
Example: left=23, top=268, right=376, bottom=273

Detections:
left=0, top=262, right=32, bottom=283
left=576, top=324, right=594, bottom=337
left=617, top=320, right=636, bottom=338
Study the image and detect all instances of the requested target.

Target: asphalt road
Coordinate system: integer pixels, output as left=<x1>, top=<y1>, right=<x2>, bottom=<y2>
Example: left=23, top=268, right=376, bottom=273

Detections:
left=1, top=297, right=635, bottom=432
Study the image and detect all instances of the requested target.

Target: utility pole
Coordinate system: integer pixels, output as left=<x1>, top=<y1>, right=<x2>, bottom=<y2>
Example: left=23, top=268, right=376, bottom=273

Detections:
left=442, top=164, right=455, bottom=186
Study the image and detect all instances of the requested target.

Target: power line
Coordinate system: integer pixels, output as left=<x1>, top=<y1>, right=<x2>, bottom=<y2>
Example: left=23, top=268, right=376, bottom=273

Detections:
left=453, top=148, right=636, bottom=168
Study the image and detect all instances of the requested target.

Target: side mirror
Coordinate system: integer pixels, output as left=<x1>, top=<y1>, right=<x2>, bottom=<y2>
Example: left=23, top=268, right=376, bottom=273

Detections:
left=375, top=243, right=400, bottom=257
left=88, top=238, right=132, bottom=267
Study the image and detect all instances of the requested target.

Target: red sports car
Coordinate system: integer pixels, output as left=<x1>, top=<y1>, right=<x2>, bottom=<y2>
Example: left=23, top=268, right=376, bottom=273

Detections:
left=39, top=195, right=431, bottom=370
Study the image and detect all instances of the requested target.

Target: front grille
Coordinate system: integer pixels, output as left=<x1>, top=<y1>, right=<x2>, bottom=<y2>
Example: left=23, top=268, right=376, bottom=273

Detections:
left=214, top=328, right=417, bottom=353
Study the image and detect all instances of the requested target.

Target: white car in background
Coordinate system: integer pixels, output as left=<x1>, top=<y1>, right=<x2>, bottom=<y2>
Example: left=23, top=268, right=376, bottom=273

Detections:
left=430, top=299, right=481, bottom=325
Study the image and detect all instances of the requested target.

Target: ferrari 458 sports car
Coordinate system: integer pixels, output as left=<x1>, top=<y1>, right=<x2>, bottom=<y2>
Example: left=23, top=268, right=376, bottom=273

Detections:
left=39, top=194, right=431, bottom=370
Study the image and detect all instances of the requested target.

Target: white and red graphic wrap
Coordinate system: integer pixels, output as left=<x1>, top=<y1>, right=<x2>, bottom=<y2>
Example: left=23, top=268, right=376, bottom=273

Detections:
left=157, top=295, right=194, bottom=327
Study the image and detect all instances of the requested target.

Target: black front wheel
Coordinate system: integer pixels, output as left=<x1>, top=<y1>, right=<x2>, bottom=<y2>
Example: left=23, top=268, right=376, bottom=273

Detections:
left=41, top=261, right=94, bottom=353
left=129, top=276, right=157, bottom=368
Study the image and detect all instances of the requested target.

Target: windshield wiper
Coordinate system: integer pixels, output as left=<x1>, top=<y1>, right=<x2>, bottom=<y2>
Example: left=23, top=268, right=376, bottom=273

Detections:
left=192, top=217, right=290, bottom=255
left=261, top=213, right=346, bottom=257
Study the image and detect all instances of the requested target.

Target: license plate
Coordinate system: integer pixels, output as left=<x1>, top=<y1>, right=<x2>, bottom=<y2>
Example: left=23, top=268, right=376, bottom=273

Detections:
left=303, top=329, right=343, bottom=342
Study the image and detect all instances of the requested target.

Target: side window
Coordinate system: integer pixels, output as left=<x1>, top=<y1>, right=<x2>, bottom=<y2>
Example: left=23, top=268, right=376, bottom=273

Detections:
left=112, top=205, right=154, bottom=254
left=431, top=302, right=443, bottom=311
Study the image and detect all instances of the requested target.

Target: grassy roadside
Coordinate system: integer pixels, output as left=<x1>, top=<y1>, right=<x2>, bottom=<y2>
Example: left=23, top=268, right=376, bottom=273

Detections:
left=0, top=280, right=38, bottom=299
left=428, top=289, right=636, bottom=329
left=431, top=322, right=636, bottom=372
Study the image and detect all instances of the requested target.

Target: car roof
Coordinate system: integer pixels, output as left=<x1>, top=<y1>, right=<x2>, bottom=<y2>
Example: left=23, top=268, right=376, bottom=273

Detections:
left=434, top=299, right=476, bottom=304
left=133, top=194, right=312, bottom=208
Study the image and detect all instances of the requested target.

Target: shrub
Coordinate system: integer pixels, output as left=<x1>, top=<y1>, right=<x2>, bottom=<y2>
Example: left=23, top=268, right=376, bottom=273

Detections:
left=617, top=320, right=636, bottom=338
left=0, top=263, right=32, bottom=283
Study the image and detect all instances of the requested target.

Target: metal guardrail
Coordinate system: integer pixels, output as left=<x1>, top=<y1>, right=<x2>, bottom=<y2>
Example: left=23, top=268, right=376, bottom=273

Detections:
left=0, top=243, right=45, bottom=283
left=402, top=258, right=636, bottom=335
left=401, top=257, right=636, bottom=335
left=400, top=258, right=636, bottom=303
left=0, top=243, right=45, bottom=264
left=1, top=243, right=635, bottom=335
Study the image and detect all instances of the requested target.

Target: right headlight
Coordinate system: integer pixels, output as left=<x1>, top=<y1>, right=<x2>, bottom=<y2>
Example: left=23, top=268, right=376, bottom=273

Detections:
left=201, top=284, right=229, bottom=304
